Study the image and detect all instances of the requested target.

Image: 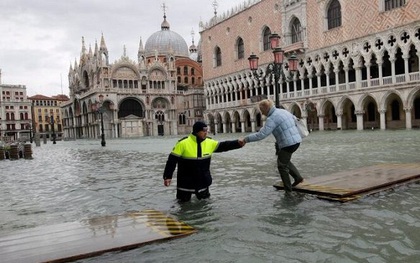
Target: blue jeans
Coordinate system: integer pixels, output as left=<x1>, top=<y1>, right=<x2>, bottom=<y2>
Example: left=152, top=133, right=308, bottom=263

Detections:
left=277, top=143, right=302, bottom=192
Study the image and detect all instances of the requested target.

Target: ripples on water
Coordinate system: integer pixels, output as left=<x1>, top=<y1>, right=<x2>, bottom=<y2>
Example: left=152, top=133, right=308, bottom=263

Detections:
left=1, top=130, right=420, bottom=262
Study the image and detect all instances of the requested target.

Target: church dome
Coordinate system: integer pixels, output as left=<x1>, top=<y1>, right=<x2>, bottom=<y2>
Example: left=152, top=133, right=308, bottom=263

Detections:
left=144, top=15, right=189, bottom=58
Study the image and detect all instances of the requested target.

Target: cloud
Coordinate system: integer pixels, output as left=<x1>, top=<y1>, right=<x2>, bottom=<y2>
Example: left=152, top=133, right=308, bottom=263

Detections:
left=0, top=0, right=249, bottom=96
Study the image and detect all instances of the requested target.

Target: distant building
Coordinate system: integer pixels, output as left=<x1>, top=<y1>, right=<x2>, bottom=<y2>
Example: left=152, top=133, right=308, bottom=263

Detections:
left=200, top=0, right=420, bottom=132
left=0, top=74, right=32, bottom=142
left=61, top=9, right=205, bottom=140
left=28, top=94, right=70, bottom=141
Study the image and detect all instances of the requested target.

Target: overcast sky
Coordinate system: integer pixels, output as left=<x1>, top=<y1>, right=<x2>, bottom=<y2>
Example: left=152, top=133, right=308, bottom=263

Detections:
left=0, top=0, right=249, bottom=97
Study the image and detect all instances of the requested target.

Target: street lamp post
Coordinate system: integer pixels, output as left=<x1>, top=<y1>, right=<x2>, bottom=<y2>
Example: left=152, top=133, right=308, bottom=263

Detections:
left=98, top=94, right=106, bottom=147
left=50, top=114, right=56, bottom=144
left=27, top=124, right=33, bottom=143
left=248, top=33, right=298, bottom=108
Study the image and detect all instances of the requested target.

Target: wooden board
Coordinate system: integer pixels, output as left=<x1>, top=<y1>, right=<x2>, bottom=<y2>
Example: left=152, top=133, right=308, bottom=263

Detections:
left=0, top=209, right=196, bottom=263
left=273, top=163, right=420, bottom=202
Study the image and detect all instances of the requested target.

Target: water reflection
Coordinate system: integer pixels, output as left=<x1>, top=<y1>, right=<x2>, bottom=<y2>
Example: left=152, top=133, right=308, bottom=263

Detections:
left=1, top=130, right=419, bottom=262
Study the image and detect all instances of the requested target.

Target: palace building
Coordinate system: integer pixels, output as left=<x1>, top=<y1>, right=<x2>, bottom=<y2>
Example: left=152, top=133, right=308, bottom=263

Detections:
left=61, top=9, right=204, bottom=140
left=28, top=94, right=69, bottom=141
left=0, top=82, right=32, bottom=142
left=200, top=0, right=420, bottom=132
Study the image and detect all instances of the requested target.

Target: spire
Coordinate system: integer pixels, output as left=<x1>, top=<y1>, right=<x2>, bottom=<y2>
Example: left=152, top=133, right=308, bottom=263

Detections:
left=161, top=2, right=170, bottom=30
left=94, top=40, right=98, bottom=55
left=212, top=0, right=218, bottom=17
left=80, top=37, right=87, bottom=64
left=138, top=37, right=144, bottom=51
left=100, top=32, right=107, bottom=51
left=138, top=37, right=145, bottom=65
left=80, top=36, right=86, bottom=56
left=189, top=28, right=197, bottom=53
left=191, top=28, right=195, bottom=46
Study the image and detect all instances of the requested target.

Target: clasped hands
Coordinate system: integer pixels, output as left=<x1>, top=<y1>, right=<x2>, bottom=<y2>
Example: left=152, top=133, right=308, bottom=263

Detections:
left=238, top=138, right=246, bottom=147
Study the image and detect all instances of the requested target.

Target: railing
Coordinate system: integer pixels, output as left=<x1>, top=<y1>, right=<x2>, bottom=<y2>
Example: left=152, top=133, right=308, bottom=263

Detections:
left=396, top=75, right=406, bottom=83
left=383, top=76, right=393, bottom=85
left=339, top=84, right=347, bottom=91
left=371, top=79, right=380, bottom=87
left=207, top=72, right=420, bottom=110
left=409, top=72, right=420, bottom=81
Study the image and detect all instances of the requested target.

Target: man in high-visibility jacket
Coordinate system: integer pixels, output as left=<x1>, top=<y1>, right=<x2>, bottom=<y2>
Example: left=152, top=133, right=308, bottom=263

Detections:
left=163, top=121, right=243, bottom=202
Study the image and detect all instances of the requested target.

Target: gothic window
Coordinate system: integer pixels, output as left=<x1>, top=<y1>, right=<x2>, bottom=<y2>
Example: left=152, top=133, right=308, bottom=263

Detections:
left=215, top=46, right=222, bottom=67
left=384, top=0, right=405, bottom=11
left=191, top=68, right=195, bottom=75
left=327, top=0, right=341, bottom=30
left=184, top=77, right=188, bottom=83
left=291, top=18, right=302, bottom=43
left=155, top=111, right=165, bottom=122
left=236, top=37, right=244, bottom=59
left=178, top=112, right=186, bottom=125
left=83, top=71, right=89, bottom=89
left=263, top=27, right=272, bottom=51
left=177, top=67, right=181, bottom=74
left=184, top=66, right=188, bottom=75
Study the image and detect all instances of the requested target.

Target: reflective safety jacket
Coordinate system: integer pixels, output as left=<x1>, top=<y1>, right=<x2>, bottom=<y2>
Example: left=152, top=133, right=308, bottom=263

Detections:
left=163, top=134, right=241, bottom=192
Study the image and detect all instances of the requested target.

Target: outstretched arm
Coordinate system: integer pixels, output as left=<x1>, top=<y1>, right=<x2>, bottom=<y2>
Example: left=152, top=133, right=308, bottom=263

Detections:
left=215, top=139, right=243, bottom=153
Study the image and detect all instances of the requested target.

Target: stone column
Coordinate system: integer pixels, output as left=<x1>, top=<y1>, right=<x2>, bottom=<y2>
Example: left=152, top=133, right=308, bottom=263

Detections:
left=316, top=72, right=321, bottom=91
left=344, top=66, right=349, bottom=90
left=334, top=68, right=340, bottom=91
left=355, top=110, right=365, bottom=131
left=241, top=121, right=245, bottom=133
left=231, top=122, right=236, bottom=133
left=377, top=57, right=383, bottom=85
left=318, top=115, right=325, bottom=131
left=365, top=61, right=371, bottom=88
left=405, top=107, right=412, bottom=129
left=355, top=56, right=363, bottom=89
left=336, top=111, right=343, bottom=130
left=308, top=73, right=313, bottom=95
left=251, top=118, right=256, bottom=132
left=390, top=53, right=396, bottom=84
left=379, top=109, right=386, bottom=130
left=325, top=67, right=331, bottom=89
left=223, top=122, right=227, bottom=133
left=403, top=53, right=410, bottom=82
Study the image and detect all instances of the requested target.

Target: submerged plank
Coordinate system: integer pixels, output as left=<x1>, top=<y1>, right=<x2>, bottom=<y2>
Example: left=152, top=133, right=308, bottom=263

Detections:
left=273, top=163, right=420, bottom=202
left=0, top=209, right=196, bottom=263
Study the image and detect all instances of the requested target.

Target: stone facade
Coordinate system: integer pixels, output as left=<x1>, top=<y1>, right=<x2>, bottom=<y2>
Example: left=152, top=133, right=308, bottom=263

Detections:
left=0, top=83, right=32, bottom=142
left=28, top=94, right=69, bottom=141
left=61, top=14, right=205, bottom=140
left=200, top=0, right=420, bottom=132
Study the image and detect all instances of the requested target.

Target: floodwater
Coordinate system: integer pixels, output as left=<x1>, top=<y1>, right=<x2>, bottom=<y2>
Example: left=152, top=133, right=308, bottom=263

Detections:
left=1, top=130, right=420, bottom=263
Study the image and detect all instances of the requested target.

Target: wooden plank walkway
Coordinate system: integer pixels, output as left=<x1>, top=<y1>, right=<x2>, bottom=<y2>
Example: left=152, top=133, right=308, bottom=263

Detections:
left=0, top=209, right=196, bottom=263
left=273, top=163, right=420, bottom=202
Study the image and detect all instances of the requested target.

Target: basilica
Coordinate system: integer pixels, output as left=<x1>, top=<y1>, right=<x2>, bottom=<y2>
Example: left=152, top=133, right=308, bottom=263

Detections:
left=61, top=10, right=204, bottom=139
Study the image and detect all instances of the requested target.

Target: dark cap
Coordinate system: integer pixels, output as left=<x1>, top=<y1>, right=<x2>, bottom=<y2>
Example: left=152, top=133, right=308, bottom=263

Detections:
left=193, top=121, right=208, bottom=134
